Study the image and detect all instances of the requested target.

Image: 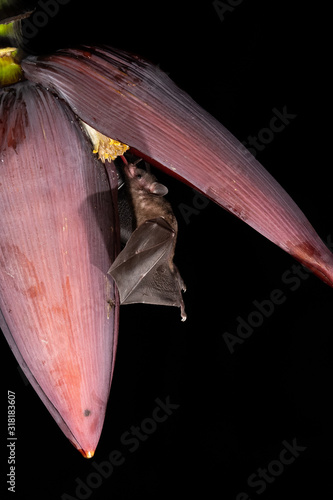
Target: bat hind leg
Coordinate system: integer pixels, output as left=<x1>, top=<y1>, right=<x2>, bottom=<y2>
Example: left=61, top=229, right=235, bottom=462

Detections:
left=180, top=298, right=187, bottom=322
left=174, top=265, right=187, bottom=321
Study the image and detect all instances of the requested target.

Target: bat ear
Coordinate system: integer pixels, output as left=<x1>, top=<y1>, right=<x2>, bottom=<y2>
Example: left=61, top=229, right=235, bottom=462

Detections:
left=134, top=158, right=143, bottom=166
left=150, top=182, right=168, bottom=196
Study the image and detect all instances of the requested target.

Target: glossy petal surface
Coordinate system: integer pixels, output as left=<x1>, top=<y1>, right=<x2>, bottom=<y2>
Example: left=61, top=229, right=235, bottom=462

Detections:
left=0, top=81, right=119, bottom=456
left=22, top=46, right=333, bottom=286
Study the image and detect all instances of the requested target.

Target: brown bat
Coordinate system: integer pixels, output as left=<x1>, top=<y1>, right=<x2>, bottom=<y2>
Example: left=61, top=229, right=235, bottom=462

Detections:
left=108, top=161, right=186, bottom=321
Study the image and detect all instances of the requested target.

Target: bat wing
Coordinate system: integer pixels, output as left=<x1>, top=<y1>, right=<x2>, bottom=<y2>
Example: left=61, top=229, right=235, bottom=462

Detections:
left=108, top=217, right=186, bottom=320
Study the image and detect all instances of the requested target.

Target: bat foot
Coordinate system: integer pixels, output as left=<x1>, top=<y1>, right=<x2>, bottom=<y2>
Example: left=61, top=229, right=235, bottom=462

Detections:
left=180, top=298, right=187, bottom=322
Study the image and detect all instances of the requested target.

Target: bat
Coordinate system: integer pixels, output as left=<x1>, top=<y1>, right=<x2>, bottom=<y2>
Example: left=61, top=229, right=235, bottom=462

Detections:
left=109, top=161, right=186, bottom=321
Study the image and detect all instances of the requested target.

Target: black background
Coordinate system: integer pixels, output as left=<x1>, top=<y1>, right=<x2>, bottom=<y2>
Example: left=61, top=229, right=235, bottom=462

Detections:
left=1, top=1, right=332, bottom=499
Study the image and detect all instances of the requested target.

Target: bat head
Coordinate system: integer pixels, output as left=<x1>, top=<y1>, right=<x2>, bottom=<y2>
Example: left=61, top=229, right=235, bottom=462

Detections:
left=125, top=163, right=168, bottom=197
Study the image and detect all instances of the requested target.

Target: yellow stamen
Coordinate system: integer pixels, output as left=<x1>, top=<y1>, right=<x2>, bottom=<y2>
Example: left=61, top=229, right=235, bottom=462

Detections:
left=81, top=121, right=129, bottom=163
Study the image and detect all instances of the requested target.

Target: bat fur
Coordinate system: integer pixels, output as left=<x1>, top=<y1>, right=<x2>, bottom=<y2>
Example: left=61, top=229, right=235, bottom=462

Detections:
left=109, top=162, right=186, bottom=321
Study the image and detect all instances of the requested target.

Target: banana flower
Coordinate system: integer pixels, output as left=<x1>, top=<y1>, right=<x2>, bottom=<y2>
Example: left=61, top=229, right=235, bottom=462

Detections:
left=1, top=7, right=333, bottom=458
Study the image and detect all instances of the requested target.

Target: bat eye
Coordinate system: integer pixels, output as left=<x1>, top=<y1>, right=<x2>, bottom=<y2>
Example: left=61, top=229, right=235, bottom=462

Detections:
left=136, top=173, right=142, bottom=179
